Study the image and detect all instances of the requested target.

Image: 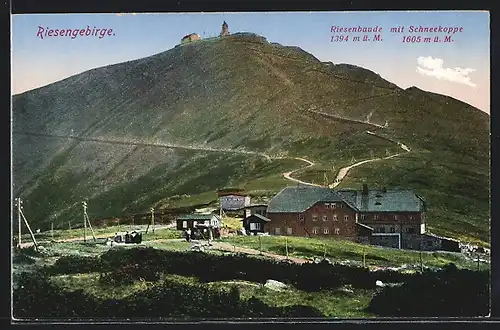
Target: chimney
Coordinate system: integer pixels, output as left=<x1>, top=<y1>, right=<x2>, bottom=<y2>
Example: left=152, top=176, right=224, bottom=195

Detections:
left=362, top=184, right=368, bottom=195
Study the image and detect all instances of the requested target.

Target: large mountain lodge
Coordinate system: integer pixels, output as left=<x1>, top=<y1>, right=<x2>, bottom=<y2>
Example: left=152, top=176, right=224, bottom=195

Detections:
left=211, top=184, right=459, bottom=252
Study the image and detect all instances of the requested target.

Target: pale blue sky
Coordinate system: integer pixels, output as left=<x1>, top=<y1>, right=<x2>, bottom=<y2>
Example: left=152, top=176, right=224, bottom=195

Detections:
left=12, top=11, right=490, bottom=113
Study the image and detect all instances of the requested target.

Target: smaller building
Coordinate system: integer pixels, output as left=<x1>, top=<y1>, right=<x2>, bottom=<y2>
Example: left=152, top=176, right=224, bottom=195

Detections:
left=176, top=214, right=221, bottom=230
left=220, top=21, right=230, bottom=36
left=236, top=204, right=268, bottom=218
left=181, top=33, right=201, bottom=44
left=218, top=189, right=251, bottom=211
left=242, top=214, right=271, bottom=234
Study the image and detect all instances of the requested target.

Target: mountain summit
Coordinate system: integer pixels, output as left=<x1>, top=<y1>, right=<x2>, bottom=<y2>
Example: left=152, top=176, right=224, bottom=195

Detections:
left=12, top=32, right=489, bottom=243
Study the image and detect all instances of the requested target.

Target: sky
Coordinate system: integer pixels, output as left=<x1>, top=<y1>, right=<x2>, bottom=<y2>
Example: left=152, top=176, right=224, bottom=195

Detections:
left=11, top=11, right=490, bottom=114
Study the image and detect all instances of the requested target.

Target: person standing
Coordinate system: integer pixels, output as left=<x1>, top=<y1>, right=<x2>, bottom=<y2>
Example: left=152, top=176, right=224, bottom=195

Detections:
left=186, top=228, right=192, bottom=242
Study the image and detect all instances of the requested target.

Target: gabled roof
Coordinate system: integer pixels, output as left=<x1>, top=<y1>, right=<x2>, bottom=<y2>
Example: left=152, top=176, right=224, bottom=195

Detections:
left=267, top=185, right=345, bottom=213
left=243, top=213, right=271, bottom=222
left=350, top=189, right=424, bottom=212
left=267, top=186, right=424, bottom=214
left=177, top=214, right=219, bottom=221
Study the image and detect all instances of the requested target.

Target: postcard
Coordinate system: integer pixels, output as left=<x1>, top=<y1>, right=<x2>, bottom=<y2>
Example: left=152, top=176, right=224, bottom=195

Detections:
left=11, top=10, right=491, bottom=321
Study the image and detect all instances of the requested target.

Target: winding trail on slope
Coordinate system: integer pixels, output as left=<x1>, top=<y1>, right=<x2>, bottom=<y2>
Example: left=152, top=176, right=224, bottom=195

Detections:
left=13, top=130, right=410, bottom=189
left=329, top=131, right=411, bottom=188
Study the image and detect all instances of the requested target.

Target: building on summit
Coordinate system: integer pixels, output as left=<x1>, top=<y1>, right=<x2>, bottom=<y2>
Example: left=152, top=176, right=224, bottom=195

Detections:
left=181, top=33, right=201, bottom=44
left=220, top=21, right=230, bottom=36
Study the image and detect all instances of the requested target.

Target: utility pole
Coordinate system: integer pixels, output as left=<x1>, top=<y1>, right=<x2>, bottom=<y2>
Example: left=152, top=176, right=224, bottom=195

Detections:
left=83, top=202, right=87, bottom=242
left=17, top=198, right=38, bottom=251
left=82, top=201, right=96, bottom=242
left=15, top=198, right=21, bottom=248
left=146, top=207, right=155, bottom=234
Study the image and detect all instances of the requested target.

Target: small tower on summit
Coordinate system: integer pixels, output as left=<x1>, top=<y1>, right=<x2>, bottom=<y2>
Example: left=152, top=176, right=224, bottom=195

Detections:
left=220, top=21, right=230, bottom=37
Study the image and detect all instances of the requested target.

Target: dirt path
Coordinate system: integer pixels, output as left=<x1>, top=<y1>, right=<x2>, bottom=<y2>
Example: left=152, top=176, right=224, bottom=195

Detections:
left=281, top=157, right=323, bottom=187
left=211, top=241, right=310, bottom=264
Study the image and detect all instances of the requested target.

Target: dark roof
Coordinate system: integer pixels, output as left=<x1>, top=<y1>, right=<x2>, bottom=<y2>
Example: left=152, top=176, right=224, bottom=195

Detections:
left=343, top=189, right=424, bottom=212
left=243, top=214, right=271, bottom=222
left=177, top=214, right=219, bottom=220
left=267, top=186, right=345, bottom=213
left=267, top=186, right=424, bottom=213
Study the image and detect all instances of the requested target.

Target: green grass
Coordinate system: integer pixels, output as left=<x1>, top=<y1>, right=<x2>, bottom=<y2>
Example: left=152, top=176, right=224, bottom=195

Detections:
left=219, top=235, right=485, bottom=270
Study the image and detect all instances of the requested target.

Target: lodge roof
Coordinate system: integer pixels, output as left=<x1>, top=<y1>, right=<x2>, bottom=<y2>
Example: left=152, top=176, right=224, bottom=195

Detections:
left=342, top=189, right=424, bottom=212
left=267, top=185, right=424, bottom=213
left=267, top=185, right=345, bottom=213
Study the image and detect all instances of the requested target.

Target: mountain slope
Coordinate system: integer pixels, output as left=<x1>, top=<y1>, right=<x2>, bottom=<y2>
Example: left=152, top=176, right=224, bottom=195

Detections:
left=12, top=32, right=490, bottom=243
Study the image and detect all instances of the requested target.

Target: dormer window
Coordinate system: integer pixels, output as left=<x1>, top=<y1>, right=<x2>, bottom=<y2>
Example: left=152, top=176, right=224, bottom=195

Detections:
left=325, top=203, right=330, bottom=208
left=332, top=203, right=337, bottom=209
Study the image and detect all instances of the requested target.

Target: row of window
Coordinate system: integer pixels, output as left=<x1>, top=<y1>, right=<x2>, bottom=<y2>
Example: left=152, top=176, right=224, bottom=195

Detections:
left=312, top=214, right=349, bottom=222
left=274, top=227, right=293, bottom=235
left=324, top=203, right=343, bottom=209
left=374, top=227, right=417, bottom=233
left=361, top=214, right=416, bottom=221
left=312, top=227, right=340, bottom=235
left=272, top=227, right=342, bottom=235
left=182, top=220, right=210, bottom=228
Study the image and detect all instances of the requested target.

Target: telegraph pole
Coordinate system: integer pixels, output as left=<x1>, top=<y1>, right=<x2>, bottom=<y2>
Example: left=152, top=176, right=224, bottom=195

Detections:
left=146, top=207, right=155, bottom=234
left=82, top=201, right=96, bottom=241
left=16, top=198, right=38, bottom=251
left=15, top=198, right=21, bottom=248
left=83, top=201, right=87, bottom=242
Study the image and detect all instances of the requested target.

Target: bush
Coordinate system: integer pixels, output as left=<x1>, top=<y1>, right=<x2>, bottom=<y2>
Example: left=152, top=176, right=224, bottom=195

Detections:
left=367, top=268, right=490, bottom=316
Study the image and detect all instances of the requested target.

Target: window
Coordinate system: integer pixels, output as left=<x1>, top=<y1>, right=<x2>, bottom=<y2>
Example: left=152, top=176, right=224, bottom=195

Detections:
left=340, top=203, right=344, bottom=208
left=299, top=214, right=305, bottom=221
left=334, top=228, right=340, bottom=235
left=275, top=227, right=281, bottom=235
left=406, top=227, right=416, bottom=234
left=325, top=203, right=330, bottom=208
left=286, top=227, right=293, bottom=235
left=182, top=221, right=188, bottom=229
left=333, top=215, right=338, bottom=221
left=344, top=215, right=349, bottom=221
left=312, top=227, right=319, bottom=234
left=409, top=215, right=415, bottom=220
left=393, top=215, right=398, bottom=220
left=204, top=220, right=209, bottom=226
left=390, top=227, right=395, bottom=233
left=324, top=228, right=329, bottom=234
left=193, top=221, right=197, bottom=226
left=332, top=203, right=337, bottom=209
left=322, top=215, right=328, bottom=222
left=361, top=214, right=366, bottom=220
left=250, top=223, right=261, bottom=231
left=374, top=214, right=379, bottom=220
left=312, top=215, right=318, bottom=222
